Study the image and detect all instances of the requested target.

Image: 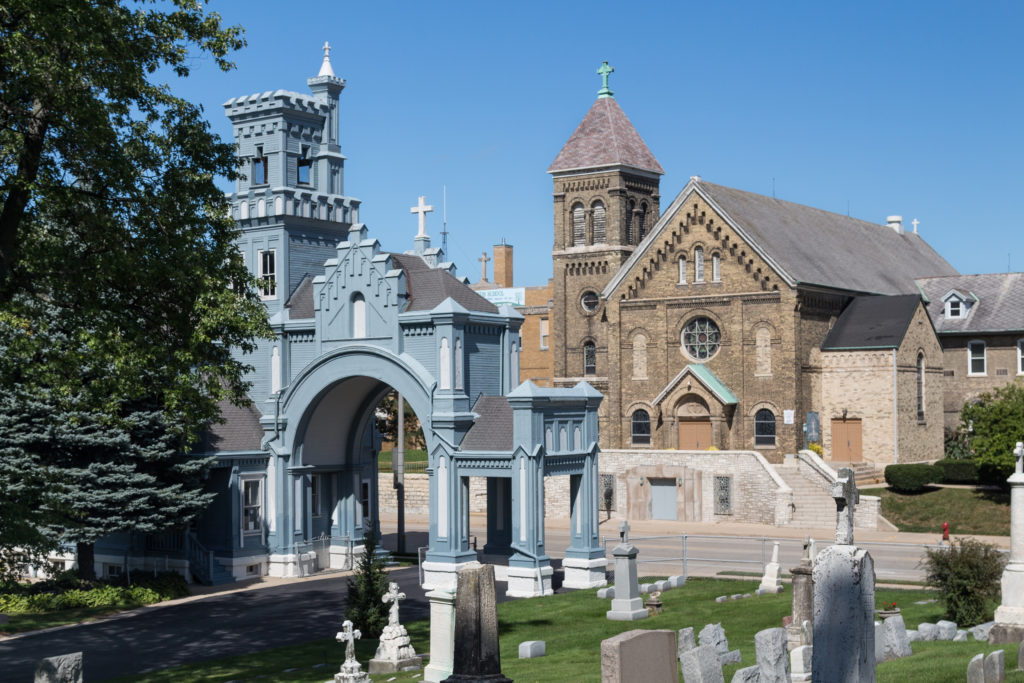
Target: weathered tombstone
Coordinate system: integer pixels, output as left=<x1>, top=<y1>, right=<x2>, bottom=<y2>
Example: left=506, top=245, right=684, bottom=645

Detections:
left=606, top=521, right=647, bottom=621
left=954, top=630, right=968, bottom=642
left=334, top=620, right=370, bottom=683
left=698, top=622, right=741, bottom=666
left=936, top=619, right=957, bottom=640
left=918, top=622, right=938, bottom=641
left=518, top=641, right=545, bottom=659
left=729, top=666, right=759, bottom=682
left=753, top=627, right=789, bottom=682
left=790, top=645, right=812, bottom=682
left=787, top=538, right=814, bottom=650
left=758, top=541, right=783, bottom=594
left=600, top=629, right=677, bottom=683
left=34, top=652, right=83, bottom=683
left=812, top=468, right=875, bottom=682
left=990, top=442, right=1024, bottom=643
left=677, top=626, right=697, bottom=659
left=967, top=653, right=985, bottom=683
left=880, top=614, right=912, bottom=661
left=424, top=587, right=456, bottom=683
left=442, top=564, right=511, bottom=683
left=985, top=649, right=1006, bottom=683
left=369, top=581, right=421, bottom=674
left=679, top=644, right=725, bottom=683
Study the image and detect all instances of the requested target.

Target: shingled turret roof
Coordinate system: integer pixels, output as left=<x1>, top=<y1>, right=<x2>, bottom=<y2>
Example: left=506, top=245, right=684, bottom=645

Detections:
left=548, top=97, right=664, bottom=175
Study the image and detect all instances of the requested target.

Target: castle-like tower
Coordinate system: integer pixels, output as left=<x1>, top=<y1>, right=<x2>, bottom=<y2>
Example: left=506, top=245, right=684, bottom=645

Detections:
left=549, top=62, right=663, bottom=388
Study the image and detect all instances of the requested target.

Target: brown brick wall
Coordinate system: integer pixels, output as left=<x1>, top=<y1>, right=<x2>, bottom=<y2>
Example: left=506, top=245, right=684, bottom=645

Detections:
left=517, top=281, right=554, bottom=386
left=940, top=334, right=1024, bottom=432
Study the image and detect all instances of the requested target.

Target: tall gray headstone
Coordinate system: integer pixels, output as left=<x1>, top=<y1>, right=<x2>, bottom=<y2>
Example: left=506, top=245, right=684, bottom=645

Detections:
left=985, top=649, right=1006, bottom=683
left=753, top=627, right=789, bottom=682
left=991, top=442, right=1024, bottom=643
left=34, top=652, right=83, bottom=683
left=812, top=468, right=875, bottom=682
left=678, top=626, right=697, bottom=659
left=787, top=538, right=814, bottom=650
left=679, top=644, right=725, bottom=683
left=966, top=653, right=985, bottom=683
left=600, top=629, right=677, bottom=683
left=880, top=614, right=912, bottom=661
left=442, top=564, right=511, bottom=683
left=606, top=527, right=647, bottom=621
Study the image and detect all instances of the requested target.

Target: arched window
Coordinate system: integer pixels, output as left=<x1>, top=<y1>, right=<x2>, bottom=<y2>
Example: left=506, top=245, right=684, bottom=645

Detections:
left=351, top=293, right=367, bottom=338
left=755, top=327, right=772, bottom=376
left=678, top=255, right=687, bottom=284
left=571, top=203, right=585, bottom=245
left=637, top=203, right=648, bottom=242
left=754, top=409, right=776, bottom=447
left=631, top=410, right=651, bottom=445
left=694, top=247, right=705, bottom=282
left=583, top=341, right=596, bottom=376
left=712, top=252, right=721, bottom=282
left=632, top=334, right=648, bottom=380
left=591, top=200, right=606, bottom=243
left=916, top=353, right=925, bottom=421
left=625, top=200, right=636, bottom=244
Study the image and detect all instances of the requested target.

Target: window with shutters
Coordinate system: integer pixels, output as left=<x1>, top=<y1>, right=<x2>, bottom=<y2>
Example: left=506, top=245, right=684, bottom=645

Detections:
left=694, top=247, right=705, bottom=282
left=257, top=249, right=276, bottom=299
left=678, top=255, right=687, bottom=284
left=583, top=341, right=596, bottom=375
left=592, top=200, right=606, bottom=243
left=632, top=334, right=648, bottom=380
left=571, top=203, right=585, bottom=245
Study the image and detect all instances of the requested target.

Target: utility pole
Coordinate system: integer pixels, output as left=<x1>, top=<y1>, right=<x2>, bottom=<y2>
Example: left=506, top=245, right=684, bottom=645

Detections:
left=393, top=393, right=406, bottom=555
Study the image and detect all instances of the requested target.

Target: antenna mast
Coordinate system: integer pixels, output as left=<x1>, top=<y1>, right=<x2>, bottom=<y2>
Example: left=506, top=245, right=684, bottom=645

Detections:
left=441, top=185, right=449, bottom=254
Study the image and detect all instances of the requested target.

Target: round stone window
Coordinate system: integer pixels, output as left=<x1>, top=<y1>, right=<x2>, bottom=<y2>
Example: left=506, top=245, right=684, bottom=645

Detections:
left=681, top=317, right=721, bottom=361
left=580, top=291, right=600, bottom=313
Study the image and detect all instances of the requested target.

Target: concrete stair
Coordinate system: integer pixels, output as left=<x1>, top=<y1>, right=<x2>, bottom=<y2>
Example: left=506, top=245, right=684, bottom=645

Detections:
left=775, top=466, right=838, bottom=528
left=831, top=461, right=883, bottom=485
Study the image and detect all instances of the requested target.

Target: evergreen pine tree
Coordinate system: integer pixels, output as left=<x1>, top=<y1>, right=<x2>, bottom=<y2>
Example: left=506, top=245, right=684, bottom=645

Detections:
left=343, top=529, right=389, bottom=638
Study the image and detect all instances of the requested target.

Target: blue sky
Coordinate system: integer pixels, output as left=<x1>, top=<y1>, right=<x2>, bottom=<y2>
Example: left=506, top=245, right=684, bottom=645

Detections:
left=173, top=1, right=1023, bottom=288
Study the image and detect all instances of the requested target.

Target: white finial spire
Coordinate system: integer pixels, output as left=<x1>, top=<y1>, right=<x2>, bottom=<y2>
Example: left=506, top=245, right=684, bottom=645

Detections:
left=318, top=41, right=335, bottom=78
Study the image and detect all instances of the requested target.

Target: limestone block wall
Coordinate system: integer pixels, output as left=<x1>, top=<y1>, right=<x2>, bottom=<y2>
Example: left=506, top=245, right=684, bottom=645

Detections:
left=895, top=305, right=945, bottom=462
left=817, top=349, right=896, bottom=465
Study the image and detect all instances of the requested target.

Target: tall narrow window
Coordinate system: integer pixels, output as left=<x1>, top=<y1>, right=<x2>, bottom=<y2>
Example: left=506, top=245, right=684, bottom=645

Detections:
left=632, top=334, right=648, bottom=380
left=455, top=337, right=464, bottom=389
left=591, top=200, right=606, bottom=243
left=637, top=203, right=648, bottom=242
left=968, top=340, right=986, bottom=376
left=571, top=204, right=585, bottom=245
left=583, top=341, right=596, bottom=376
left=625, top=200, right=635, bottom=244
left=1018, top=339, right=1024, bottom=375
left=242, top=479, right=262, bottom=533
left=678, top=255, right=687, bottom=284
left=755, top=327, right=772, bottom=376
left=258, top=249, right=276, bottom=299
left=360, top=480, right=371, bottom=521
left=297, top=145, right=311, bottom=185
left=916, top=353, right=926, bottom=422
left=439, top=337, right=451, bottom=390
left=352, top=293, right=367, bottom=338
left=539, top=317, right=549, bottom=350
left=694, top=247, right=705, bottom=282
left=712, top=253, right=721, bottom=281
left=311, top=474, right=322, bottom=517
left=631, top=410, right=651, bottom=445
left=251, top=146, right=268, bottom=185
left=754, top=409, right=776, bottom=447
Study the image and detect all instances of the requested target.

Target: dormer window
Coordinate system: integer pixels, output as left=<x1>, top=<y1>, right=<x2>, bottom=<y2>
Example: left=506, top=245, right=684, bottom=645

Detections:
left=943, top=291, right=971, bottom=319
left=297, top=146, right=311, bottom=185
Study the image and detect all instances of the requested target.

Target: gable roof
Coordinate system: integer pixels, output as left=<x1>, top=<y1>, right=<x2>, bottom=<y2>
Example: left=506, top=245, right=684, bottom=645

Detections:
left=389, top=253, right=499, bottom=314
left=821, top=295, right=922, bottom=350
left=916, top=273, right=1024, bottom=334
left=194, top=399, right=265, bottom=454
left=460, top=395, right=513, bottom=451
left=548, top=97, right=664, bottom=175
left=285, top=274, right=315, bottom=319
left=653, top=364, right=738, bottom=407
left=603, top=178, right=957, bottom=299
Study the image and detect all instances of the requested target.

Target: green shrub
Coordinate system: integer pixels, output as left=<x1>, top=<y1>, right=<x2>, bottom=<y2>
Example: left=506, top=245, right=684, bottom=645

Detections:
left=934, top=458, right=979, bottom=484
left=959, top=382, right=1024, bottom=485
left=923, top=538, right=1006, bottom=625
left=0, top=571, right=187, bottom=614
left=944, top=429, right=971, bottom=460
left=806, top=442, right=824, bottom=457
left=884, top=463, right=939, bottom=492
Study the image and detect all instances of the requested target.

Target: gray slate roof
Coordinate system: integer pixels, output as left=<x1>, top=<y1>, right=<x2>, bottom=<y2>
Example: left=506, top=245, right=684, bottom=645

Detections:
left=195, top=399, right=264, bottom=454
left=285, top=275, right=315, bottom=319
left=916, top=273, right=1024, bottom=333
left=460, top=395, right=513, bottom=451
left=699, top=181, right=958, bottom=295
left=389, top=253, right=498, bottom=313
left=821, top=295, right=922, bottom=350
left=548, top=97, right=664, bottom=175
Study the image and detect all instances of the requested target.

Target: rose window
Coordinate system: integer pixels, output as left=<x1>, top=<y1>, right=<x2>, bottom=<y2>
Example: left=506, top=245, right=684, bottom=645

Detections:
left=681, top=317, right=721, bottom=361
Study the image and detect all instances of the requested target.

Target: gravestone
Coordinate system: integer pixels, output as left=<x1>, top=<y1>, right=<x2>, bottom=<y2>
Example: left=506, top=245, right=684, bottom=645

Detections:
left=679, top=644, right=725, bottom=683
left=34, top=652, right=83, bottom=683
left=369, top=581, right=421, bottom=674
left=812, top=468, right=875, bottom=682
left=729, top=666, right=759, bottom=682
left=442, top=564, right=512, bottom=683
left=990, top=442, right=1024, bottom=643
left=753, top=627, right=789, bottom=682
left=698, top=622, right=741, bottom=666
left=936, top=619, right=957, bottom=640
left=879, top=614, right=912, bottom=661
left=758, top=541, right=783, bottom=594
left=606, top=521, right=647, bottom=621
left=790, top=645, right=812, bottom=682
left=600, top=629, right=677, bottom=683
left=424, top=587, right=456, bottom=683
left=334, top=620, right=370, bottom=683
left=518, top=641, right=545, bottom=659
left=787, top=538, right=814, bottom=650
left=677, top=626, right=697, bottom=659
left=918, top=622, right=938, bottom=641
left=967, top=653, right=985, bottom=683
left=985, top=650, right=1006, bottom=682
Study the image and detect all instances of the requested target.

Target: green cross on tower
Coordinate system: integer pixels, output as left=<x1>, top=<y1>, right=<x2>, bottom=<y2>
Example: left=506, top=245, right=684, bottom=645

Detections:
left=597, top=61, right=614, bottom=98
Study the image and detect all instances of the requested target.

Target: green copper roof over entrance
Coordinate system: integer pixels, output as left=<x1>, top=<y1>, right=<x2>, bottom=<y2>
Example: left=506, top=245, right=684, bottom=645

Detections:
left=652, top=364, right=738, bottom=407
left=597, top=61, right=614, bottom=98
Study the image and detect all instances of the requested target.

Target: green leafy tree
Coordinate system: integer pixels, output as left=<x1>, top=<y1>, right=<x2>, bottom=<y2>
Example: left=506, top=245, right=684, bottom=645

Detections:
left=923, top=538, right=1006, bottom=625
left=0, top=1, right=272, bottom=578
left=959, top=381, right=1024, bottom=485
left=344, top=530, right=389, bottom=639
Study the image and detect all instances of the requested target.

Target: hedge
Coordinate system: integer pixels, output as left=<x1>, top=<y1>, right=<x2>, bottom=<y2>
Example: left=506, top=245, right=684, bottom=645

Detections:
left=934, top=458, right=979, bottom=485
left=884, top=463, right=939, bottom=492
left=0, top=571, right=188, bottom=614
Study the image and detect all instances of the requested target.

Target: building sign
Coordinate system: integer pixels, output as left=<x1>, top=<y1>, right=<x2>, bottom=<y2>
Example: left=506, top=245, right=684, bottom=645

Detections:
left=783, top=409, right=795, bottom=425
left=477, top=287, right=526, bottom=306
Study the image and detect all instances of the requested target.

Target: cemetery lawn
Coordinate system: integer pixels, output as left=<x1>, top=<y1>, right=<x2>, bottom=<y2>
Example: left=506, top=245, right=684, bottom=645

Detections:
left=876, top=486, right=1011, bottom=536
left=377, top=449, right=428, bottom=472
left=105, top=577, right=1020, bottom=682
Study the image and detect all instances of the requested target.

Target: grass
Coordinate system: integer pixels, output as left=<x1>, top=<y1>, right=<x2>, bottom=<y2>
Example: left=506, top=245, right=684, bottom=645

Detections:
left=877, top=486, right=1011, bottom=536
left=104, top=577, right=1020, bottom=683
left=377, top=449, right=428, bottom=473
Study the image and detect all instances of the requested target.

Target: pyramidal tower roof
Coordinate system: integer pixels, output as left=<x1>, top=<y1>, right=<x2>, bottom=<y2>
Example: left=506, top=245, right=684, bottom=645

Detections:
left=548, top=63, right=664, bottom=176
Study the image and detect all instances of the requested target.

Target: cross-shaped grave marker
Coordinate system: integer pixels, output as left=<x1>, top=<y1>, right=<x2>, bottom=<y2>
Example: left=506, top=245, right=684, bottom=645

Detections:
left=337, top=618, right=361, bottom=664
left=383, top=581, right=406, bottom=628
left=831, top=467, right=859, bottom=545
left=410, top=195, right=434, bottom=238
left=618, top=519, right=630, bottom=544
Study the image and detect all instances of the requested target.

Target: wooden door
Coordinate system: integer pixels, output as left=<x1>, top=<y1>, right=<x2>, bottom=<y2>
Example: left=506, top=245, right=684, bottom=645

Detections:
left=831, top=419, right=863, bottom=462
left=679, top=420, right=713, bottom=450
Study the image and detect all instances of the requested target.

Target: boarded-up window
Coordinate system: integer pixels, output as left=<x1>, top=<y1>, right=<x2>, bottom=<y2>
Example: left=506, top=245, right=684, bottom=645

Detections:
left=632, top=334, right=648, bottom=380
left=592, top=200, right=606, bottom=243
left=694, top=247, right=705, bottom=282
left=352, top=293, right=367, bottom=338
left=571, top=204, right=585, bottom=245
left=755, top=327, right=771, bottom=376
